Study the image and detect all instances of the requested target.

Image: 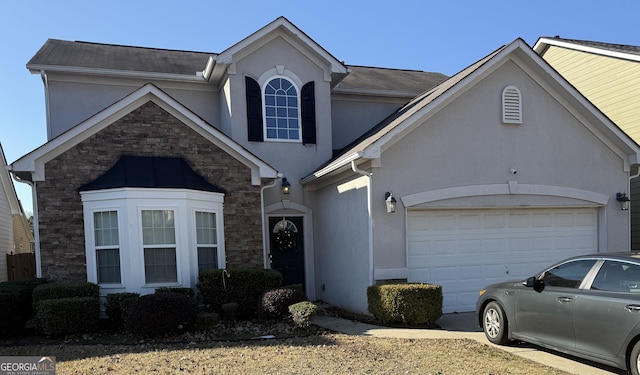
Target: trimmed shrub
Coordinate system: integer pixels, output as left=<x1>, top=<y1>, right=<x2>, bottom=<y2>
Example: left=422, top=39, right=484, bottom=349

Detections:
left=105, top=292, right=140, bottom=328
left=35, top=297, right=100, bottom=336
left=125, top=293, right=198, bottom=336
left=367, top=283, right=442, bottom=325
left=195, top=312, right=220, bottom=331
left=0, top=278, right=48, bottom=336
left=259, top=288, right=307, bottom=320
left=32, top=282, right=99, bottom=305
left=155, top=287, right=194, bottom=298
left=0, top=292, right=21, bottom=338
left=198, top=268, right=283, bottom=318
left=289, top=301, right=318, bottom=328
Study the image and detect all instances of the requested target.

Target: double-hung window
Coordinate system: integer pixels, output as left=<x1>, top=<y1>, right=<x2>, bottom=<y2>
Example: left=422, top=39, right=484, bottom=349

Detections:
left=196, top=211, right=218, bottom=273
left=142, top=209, right=177, bottom=284
left=94, top=211, right=121, bottom=284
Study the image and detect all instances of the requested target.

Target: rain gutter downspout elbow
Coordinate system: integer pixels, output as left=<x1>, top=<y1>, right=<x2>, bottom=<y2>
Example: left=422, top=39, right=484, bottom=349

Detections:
left=351, top=160, right=372, bottom=177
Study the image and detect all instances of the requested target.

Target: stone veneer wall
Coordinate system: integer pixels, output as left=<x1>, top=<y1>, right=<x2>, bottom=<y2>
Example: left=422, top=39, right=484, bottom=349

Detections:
left=37, top=101, right=264, bottom=281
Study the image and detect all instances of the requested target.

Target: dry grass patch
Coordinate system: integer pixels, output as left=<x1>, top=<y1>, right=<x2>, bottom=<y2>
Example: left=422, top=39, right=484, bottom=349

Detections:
left=2, top=333, right=569, bottom=374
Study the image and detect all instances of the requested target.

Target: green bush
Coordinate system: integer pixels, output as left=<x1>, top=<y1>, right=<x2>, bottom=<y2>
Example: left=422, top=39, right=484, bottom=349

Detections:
left=32, top=281, right=99, bottom=305
left=259, top=288, right=307, bottom=320
left=198, top=268, right=283, bottom=319
left=195, top=312, right=220, bottom=331
left=124, top=293, right=198, bottom=336
left=35, top=297, right=100, bottom=336
left=155, top=287, right=194, bottom=298
left=105, top=292, right=140, bottom=328
left=367, top=283, right=442, bottom=325
left=288, top=301, right=318, bottom=328
left=0, top=278, right=48, bottom=337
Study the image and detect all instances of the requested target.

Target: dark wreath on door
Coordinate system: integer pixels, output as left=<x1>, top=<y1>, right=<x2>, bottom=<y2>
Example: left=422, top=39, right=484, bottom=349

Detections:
left=269, top=217, right=305, bottom=288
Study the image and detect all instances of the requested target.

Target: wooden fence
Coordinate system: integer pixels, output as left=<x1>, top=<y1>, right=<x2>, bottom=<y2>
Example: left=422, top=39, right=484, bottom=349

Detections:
left=6, top=252, right=36, bottom=281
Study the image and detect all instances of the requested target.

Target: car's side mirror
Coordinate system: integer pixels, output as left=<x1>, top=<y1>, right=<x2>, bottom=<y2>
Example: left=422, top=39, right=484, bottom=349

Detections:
left=524, top=277, right=540, bottom=288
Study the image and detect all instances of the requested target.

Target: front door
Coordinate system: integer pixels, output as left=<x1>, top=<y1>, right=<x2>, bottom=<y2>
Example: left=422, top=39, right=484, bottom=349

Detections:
left=268, top=217, right=305, bottom=289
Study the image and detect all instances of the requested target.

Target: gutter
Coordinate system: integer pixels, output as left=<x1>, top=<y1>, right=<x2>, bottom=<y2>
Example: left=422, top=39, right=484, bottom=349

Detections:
left=39, top=70, right=51, bottom=140
left=261, top=177, right=280, bottom=269
left=11, top=173, right=41, bottom=278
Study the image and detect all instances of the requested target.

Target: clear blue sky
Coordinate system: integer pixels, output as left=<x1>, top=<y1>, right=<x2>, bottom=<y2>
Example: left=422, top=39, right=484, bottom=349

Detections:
left=2, top=0, right=639, bottom=215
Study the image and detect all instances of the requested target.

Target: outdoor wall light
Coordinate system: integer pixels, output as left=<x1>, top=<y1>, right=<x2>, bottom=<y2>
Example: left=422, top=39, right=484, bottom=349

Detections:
left=616, top=192, right=630, bottom=211
left=281, top=178, right=291, bottom=194
left=385, top=192, right=397, bottom=213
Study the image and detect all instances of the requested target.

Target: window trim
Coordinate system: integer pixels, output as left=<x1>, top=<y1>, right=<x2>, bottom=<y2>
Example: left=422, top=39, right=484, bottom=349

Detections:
left=81, top=188, right=225, bottom=291
left=193, top=210, right=223, bottom=276
left=262, top=75, right=302, bottom=142
left=93, top=210, right=122, bottom=285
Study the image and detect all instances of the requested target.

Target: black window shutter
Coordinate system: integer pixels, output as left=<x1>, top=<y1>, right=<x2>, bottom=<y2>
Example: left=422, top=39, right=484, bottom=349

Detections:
left=245, top=76, right=263, bottom=142
left=301, top=81, right=316, bottom=145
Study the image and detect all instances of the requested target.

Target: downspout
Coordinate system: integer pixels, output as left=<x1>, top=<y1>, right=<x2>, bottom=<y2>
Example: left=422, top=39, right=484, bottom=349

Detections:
left=351, top=160, right=375, bottom=286
left=11, top=174, right=41, bottom=278
left=39, top=70, right=51, bottom=140
left=261, top=178, right=279, bottom=269
left=629, top=166, right=640, bottom=251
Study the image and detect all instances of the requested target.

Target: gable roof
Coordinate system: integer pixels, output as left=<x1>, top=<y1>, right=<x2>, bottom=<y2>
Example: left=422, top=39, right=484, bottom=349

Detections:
left=303, top=38, right=640, bottom=184
left=9, top=84, right=279, bottom=185
left=213, top=16, right=347, bottom=83
left=334, top=66, right=448, bottom=98
left=533, top=37, right=640, bottom=62
left=28, top=39, right=213, bottom=81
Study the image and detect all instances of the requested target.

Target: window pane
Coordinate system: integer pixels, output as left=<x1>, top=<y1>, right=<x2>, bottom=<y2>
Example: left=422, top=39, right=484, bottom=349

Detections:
left=542, top=259, right=596, bottom=288
left=198, top=247, right=218, bottom=273
left=196, top=211, right=217, bottom=245
left=142, top=210, right=175, bottom=245
left=97, top=248, right=121, bottom=283
left=592, top=261, right=640, bottom=292
left=264, top=77, right=299, bottom=140
left=94, top=211, right=119, bottom=247
left=144, top=247, right=177, bottom=283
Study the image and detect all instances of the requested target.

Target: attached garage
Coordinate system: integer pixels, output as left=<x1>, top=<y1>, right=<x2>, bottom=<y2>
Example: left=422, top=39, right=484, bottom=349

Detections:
left=407, top=207, right=598, bottom=313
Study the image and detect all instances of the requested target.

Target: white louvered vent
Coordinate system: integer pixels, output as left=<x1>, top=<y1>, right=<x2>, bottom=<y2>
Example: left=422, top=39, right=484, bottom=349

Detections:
left=502, top=85, right=522, bottom=124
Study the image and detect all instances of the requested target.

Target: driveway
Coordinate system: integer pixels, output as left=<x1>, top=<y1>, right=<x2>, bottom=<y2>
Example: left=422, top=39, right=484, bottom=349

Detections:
left=313, top=312, right=625, bottom=375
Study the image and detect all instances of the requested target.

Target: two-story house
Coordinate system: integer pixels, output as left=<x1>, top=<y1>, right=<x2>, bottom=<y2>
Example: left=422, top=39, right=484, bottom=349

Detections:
left=9, top=18, right=640, bottom=313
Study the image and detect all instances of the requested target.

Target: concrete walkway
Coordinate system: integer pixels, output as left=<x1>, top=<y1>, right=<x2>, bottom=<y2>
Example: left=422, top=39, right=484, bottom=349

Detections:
left=312, top=313, right=624, bottom=375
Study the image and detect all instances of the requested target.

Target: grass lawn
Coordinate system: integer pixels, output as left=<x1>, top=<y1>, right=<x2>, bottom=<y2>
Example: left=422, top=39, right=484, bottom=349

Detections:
left=0, top=320, right=569, bottom=374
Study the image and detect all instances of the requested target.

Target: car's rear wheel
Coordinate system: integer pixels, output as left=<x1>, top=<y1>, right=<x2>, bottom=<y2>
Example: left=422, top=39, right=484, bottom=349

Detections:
left=483, top=301, right=509, bottom=345
left=630, top=340, right=640, bottom=375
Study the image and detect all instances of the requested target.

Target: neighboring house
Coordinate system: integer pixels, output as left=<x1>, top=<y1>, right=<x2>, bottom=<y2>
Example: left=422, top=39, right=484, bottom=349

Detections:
left=533, top=37, right=640, bottom=250
left=0, top=142, right=35, bottom=281
left=8, top=17, right=640, bottom=313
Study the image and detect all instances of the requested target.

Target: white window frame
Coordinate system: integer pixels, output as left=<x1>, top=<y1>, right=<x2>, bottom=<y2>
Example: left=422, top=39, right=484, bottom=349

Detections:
left=140, top=208, right=179, bottom=285
left=81, top=188, right=225, bottom=293
left=193, top=209, right=225, bottom=277
left=262, top=75, right=302, bottom=142
left=93, top=210, right=122, bottom=285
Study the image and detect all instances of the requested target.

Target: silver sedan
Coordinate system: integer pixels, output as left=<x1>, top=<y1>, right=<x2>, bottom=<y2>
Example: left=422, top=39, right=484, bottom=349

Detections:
left=477, top=254, right=640, bottom=374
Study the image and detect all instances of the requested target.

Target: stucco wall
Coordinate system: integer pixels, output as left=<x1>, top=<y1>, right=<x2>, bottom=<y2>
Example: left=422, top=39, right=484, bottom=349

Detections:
left=226, top=36, right=334, bottom=207
left=371, top=60, right=631, bottom=269
left=46, top=76, right=219, bottom=140
left=37, top=101, right=262, bottom=281
left=313, top=174, right=371, bottom=313
left=331, top=98, right=405, bottom=151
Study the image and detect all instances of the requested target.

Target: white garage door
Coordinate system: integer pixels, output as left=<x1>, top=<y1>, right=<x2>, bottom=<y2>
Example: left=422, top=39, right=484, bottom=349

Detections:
left=407, top=208, right=598, bottom=313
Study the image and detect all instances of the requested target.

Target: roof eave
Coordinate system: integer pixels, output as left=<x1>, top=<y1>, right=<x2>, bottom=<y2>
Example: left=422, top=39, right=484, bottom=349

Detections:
left=533, top=37, right=640, bottom=63
left=27, top=64, right=209, bottom=83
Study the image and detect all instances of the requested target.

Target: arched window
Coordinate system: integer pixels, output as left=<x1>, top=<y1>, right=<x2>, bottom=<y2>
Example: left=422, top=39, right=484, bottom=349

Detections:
left=264, top=77, right=301, bottom=141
